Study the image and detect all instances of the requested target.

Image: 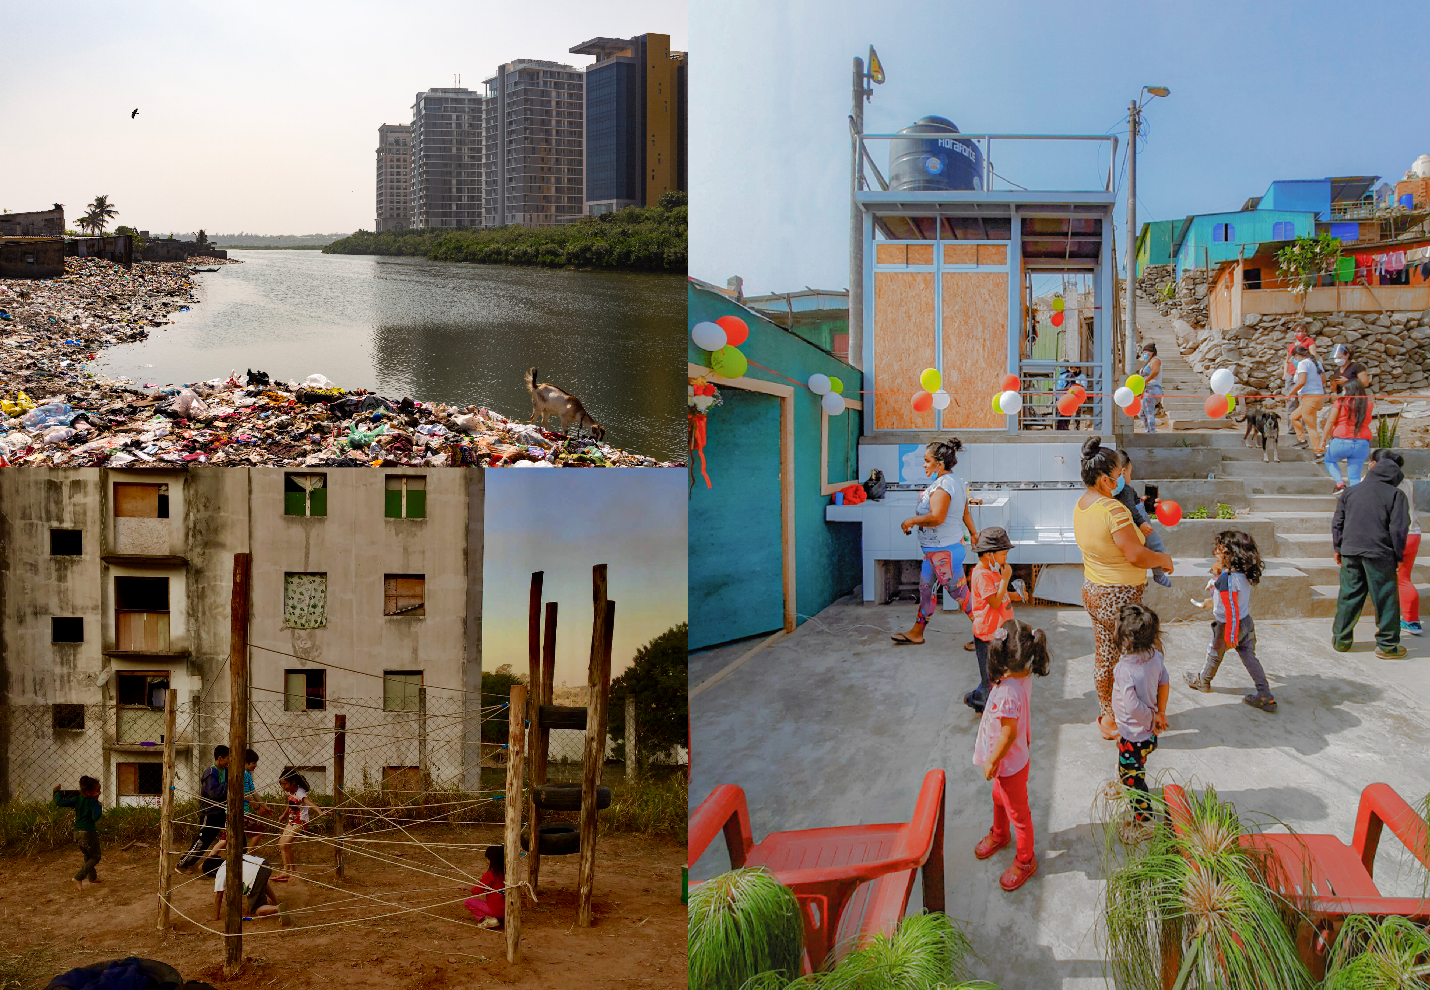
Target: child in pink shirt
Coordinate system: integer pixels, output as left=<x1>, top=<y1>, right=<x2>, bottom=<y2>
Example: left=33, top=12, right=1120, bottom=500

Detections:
left=971, top=618, right=1051, bottom=892
left=464, top=845, right=506, bottom=929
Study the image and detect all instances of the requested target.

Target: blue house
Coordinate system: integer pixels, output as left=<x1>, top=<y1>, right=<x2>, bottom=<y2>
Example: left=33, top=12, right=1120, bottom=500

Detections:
left=1172, top=209, right=1316, bottom=279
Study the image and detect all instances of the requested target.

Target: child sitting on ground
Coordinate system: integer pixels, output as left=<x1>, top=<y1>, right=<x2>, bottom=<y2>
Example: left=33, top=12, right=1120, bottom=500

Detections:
left=1111, top=604, right=1169, bottom=838
left=1185, top=530, right=1276, bottom=711
left=213, top=851, right=283, bottom=922
left=964, top=527, right=1016, bottom=714
left=53, top=776, right=103, bottom=889
left=275, top=768, right=322, bottom=880
left=971, top=618, right=1051, bottom=892
left=1115, top=450, right=1172, bottom=587
left=464, top=845, right=506, bottom=929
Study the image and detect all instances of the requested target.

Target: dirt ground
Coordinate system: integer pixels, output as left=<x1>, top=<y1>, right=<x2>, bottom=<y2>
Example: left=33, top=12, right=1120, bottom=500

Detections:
left=0, top=826, right=685, bottom=989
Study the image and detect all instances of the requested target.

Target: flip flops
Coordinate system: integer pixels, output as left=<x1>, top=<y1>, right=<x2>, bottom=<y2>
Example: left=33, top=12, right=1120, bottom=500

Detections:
left=890, top=632, right=923, bottom=646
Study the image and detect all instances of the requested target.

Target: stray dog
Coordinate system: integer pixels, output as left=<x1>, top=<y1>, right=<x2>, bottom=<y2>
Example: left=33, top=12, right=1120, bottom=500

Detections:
left=1237, top=409, right=1281, bottom=462
left=525, top=368, right=605, bottom=441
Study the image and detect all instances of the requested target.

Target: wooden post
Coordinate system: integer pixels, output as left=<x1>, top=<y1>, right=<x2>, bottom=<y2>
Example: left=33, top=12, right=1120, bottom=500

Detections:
left=418, top=686, right=428, bottom=796
left=503, top=683, right=527, bottom=965
left=577, top=565, right=611, bottom=927
left=223, top=553, right=251, bottom=976
left=333, top=714, right=346, bottom=879
left=524, top=574, right=545, bottom=895
left=156, top=688, right=177, bottom=930
left=530, top=601, right=557, bottom=894
left=624, top=694, right=636, bottom=781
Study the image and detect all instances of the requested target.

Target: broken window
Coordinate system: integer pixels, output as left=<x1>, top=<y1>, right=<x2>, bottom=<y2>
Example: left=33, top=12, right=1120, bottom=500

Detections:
left=383, top=575, right=425, bottom=617
left=284, top=473, right=327, bottom=517
left=114, top=577, right=170, bottom=651
left=53, top=704, right=85, bottom=732
left=116, top=762, right=164, bottom=805
left=383, top=671, right=423, bottom=712
left=384, top=476, right=426, bottom=519
left=285, top=669, right=327, bottom=711
left=114, top=483, right=169, bottom=518
left=115, top=671, right=169, bottom=743
left=50, top=529, right=83, bottom=555
left=1244, top=268, right=1262, bottom=290
left=51, top=617, right=84, bottom=643
left=284, top=573, right=327, bottom=629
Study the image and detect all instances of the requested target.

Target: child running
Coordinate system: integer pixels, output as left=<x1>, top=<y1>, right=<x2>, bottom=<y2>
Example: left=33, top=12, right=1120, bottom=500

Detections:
left=965, top=528, right=1016, bottom=713
left=1114, top=450, right=1172, bottom=587
left=971, top=618, right=1051, bottom=892
left=209, top=748, right=269, bottom=859
left=53, top=776, right=103, bottom=889
left=1111, top=605, right=1169, bottom=837
left=1185, top=531, right=1276, bottom=711
left=275, top=768, right=322, bottom=879
left=463, top=845, right=507, bottom=930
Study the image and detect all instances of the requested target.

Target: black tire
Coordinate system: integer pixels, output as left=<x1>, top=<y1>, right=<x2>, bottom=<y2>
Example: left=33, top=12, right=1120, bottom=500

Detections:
left=520, top=824, right=580, bottom=856
left=533, top=783, right=611, bottom=812
left=537, top=705, right=587, bottom=730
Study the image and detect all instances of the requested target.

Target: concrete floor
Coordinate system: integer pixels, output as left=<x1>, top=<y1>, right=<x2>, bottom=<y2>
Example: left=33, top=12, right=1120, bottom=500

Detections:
left=689, top=598, right=1430, bottom=990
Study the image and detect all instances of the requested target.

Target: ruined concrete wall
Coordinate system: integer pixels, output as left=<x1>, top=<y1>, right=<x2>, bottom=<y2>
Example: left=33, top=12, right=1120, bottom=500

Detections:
left=0, top=238, right=65, bottom=278
left=0, top=209, right=64, bottom=237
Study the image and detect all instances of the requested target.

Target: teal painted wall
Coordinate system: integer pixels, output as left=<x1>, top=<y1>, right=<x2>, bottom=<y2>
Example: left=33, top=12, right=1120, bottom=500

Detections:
left=688, top=281, right=864, bottom=652
left=1136, top=219, right=1180, bottom=275
left=1174, top=210, right=1316, bottom=278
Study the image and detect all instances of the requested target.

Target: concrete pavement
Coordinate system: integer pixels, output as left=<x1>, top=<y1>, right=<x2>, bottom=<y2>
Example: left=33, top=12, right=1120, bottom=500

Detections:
left=689, top=598, right=1430, bottom=990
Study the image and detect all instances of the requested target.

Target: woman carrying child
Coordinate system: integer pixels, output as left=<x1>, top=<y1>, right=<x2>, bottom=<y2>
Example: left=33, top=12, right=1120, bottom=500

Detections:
left=275, top=768, right=322, bottom=880
left=1111, top=605, right=1169, bottom=839
left=1113, top=450, right=1172, bottom=588
left=893, top=439, right=978, bottom=646
left=1185, top=531, right=1276, bottom=711
left=971, top=618, right=1051, bottom=892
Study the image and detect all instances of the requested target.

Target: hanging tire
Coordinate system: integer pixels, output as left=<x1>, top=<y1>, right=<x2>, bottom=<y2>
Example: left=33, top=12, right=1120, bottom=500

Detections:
left=533, top=782, right=611, bottom=811
left=520, top=823, right=580, bottom=856
left=537, top=705, right=587, bottom=730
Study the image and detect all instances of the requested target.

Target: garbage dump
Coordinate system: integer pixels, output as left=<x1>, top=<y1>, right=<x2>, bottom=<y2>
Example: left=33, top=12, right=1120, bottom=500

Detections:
left=0, top=257, right=676, bottom=468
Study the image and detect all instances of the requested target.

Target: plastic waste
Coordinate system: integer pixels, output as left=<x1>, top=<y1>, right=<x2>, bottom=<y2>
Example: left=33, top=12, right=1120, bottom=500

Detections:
left=172, top=389, right=209, bottom=420
left=20, top=402, right=74, bottom=429
left=303, top=373, right=334, bottom=389
left=1, top=392, right=35, bottom=417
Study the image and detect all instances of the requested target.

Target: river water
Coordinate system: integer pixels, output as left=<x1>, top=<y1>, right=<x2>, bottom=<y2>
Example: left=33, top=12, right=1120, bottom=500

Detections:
left=95, top=250, right=686, bottom=461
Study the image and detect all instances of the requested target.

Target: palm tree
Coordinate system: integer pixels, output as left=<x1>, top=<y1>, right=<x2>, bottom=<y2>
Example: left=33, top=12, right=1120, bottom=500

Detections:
left=82, top=195, right=119, bottom=236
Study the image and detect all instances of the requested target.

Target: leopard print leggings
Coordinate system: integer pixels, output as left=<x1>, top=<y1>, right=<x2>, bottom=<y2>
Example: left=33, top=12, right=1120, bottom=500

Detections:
left=1082, top=580, right=1145, bottom=721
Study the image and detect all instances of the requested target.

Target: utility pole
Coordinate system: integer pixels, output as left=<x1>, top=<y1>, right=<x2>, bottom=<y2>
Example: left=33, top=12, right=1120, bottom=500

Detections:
left=223, top=553, right=251, bottom=977
left=849, top=47, right=883, bottom=374
left=1125, top=99, right=1138, bottom=377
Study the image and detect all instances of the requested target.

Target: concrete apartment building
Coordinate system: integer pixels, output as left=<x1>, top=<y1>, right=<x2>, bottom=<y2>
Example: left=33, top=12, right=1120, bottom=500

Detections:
left=375, top=123, right=412, bottom=231
left=570, top=34, right=687, bottom=215
left=0, top=468, right=484, bottom=806
left=410, top=87, right=484, bottom=229
left=482, top=60, right=585, bottom=227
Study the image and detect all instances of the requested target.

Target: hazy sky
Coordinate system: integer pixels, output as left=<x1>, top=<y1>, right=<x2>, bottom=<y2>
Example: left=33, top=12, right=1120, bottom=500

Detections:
left=0, top=1, right=685, bottom=235
left=483, top=469, right=686, bottom=689
left=690, top=0, right=1428, bottom=296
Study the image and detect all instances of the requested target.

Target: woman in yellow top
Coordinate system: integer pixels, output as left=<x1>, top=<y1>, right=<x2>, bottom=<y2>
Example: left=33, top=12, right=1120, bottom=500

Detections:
left=1074, top=437, right=1174, bottom=739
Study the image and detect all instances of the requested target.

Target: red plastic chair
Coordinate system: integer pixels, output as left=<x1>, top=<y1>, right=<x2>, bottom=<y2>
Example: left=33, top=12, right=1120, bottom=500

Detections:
left=1164, top=782, right=1430, bottom=978
left=689, top=770, right=946, bottom=971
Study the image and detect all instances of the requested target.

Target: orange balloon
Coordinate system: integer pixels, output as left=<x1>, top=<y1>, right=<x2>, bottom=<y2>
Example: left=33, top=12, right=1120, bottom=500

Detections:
left=1124, top=396, right=1142, bottom=417
left=1204, top=394, right=1229, bottom=418
left=1057, top=393, right=1080, bottom=416
left=1069, top=383, right=1087, bottom=398
left=715, top=315, right=749, bottom=347
left=912, top=390, right=933, bottom=413
left=1051, top=312, right=1064, bottom=327
left=1156, top=500, right=1183, bottom=527
left=1000, top=373, right=1021, bottom=392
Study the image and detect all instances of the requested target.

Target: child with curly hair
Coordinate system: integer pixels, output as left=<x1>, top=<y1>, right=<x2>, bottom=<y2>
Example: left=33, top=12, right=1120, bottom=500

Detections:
left=1111, top=605, right=1169, bottom=832
left=971, top=618, right=1051, bottom=892
left=1185, top=531, right=1276, bottom=711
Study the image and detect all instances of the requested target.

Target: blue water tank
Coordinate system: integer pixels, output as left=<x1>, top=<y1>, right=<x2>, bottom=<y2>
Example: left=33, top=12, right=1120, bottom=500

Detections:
left=888, top=116, right=983, bottom=192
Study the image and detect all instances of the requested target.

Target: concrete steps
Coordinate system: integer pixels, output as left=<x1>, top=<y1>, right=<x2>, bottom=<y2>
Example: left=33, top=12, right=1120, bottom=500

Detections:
left=1276, top=532, right=1336, bottom=557
left=1144, top=557, right=1429, bottom=622
left=1310, top=583, right=1430, bottom=619
left=1249, top=493, right=1340, bottom=513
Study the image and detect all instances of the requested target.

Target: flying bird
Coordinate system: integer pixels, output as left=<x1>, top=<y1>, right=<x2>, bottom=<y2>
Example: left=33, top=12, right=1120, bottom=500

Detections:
left=131, top=108, right=139, bottom=118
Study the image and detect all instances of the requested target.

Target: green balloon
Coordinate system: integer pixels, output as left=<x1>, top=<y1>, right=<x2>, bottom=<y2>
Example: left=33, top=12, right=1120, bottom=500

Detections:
left=711, top=345, right=748, bottom=379
left=828, top=376, right=843, bottom=395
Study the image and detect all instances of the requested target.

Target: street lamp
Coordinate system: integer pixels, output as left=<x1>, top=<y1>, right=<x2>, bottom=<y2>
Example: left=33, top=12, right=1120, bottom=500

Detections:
left=849, top=47, right=884, bottom=372
left=1126, top=85, right=1169, bottom=378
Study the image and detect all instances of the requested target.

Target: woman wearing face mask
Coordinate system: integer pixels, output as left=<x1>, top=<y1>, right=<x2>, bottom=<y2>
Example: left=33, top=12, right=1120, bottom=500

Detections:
left=1136, top=344, right=1162, bottom=434
left=1074, top=437, right=1175, bottom=739
left=892, top=439, right=978, bottom=646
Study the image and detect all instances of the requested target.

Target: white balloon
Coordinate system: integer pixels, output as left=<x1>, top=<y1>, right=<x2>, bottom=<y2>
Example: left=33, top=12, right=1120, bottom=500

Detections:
left=807, top=373, right=831, bottom=396
left=998, top=390, right=1023, bottom=415
left=931, top=389, right=951, bottom=410
left=692, top=395, right=715, bottom=412
left=1114, top=386, right=1135, bottom=407
left=821, top=392, right=846, bottom=416
left=1209, top=368, right=1235, bottom=394
left=690, top=321, right=727, bottom=352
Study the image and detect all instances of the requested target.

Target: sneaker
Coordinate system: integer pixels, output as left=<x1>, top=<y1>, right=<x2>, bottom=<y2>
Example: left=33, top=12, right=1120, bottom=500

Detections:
left=476, top=916, right=500, bottom=930
left=1335, top=483, right=1345, bottom=492
left=1375, top=645, right=1409, bottom=660
left=1153, top=572, right=1173, bottom=588
left=999, top=856, right=1038, bottom=891
left=1242, top=693, right=1277, bottom=712
left=963, top=689, right=985, bottom=714
left=1402, top=621, right=1423, bottom=637
left=1183, top=671, right=1212, bottom=693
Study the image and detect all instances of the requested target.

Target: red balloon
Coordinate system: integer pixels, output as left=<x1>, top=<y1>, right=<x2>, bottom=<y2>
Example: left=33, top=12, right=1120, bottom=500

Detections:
left=1057, top=393, right=1080, bottom=416
left=1156, top=500, right=1183, bottom=527
left=715, top=315, right=749, bottom=347
left=1051, top=312, right=1065, bottom=327
left=1204, top=394, right=1229, bottom=418
left=1069, top=383, right=1086, bottom=398
left=1124, top=396, right=1142, bottom=417
left=1000, top=373, right=1021, bottom=392
left=911, top=390, right=933, bottom=413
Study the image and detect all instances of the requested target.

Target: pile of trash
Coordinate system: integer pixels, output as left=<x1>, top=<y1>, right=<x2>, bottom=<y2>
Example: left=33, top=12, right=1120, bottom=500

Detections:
left=1, top=258, right=674, bottom=468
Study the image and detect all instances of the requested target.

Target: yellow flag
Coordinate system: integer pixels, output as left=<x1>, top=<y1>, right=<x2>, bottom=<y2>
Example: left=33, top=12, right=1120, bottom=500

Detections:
left=868, top=47, right=885, bottom=85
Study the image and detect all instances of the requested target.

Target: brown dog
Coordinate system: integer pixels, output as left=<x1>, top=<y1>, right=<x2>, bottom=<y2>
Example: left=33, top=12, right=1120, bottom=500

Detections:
left=526, top=368, right=605, bottom=441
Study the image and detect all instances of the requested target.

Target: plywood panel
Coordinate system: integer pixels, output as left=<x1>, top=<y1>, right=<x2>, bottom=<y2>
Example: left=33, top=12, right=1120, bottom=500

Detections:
left=906, top=244, right=934, bottom=265
left=876, top=244, right=907, bottom=265
left=943, top=244, right=978, bottom=265
left=874, top=271, right=937, bottom=431
left=941, top=272, right=1008, bottom=430
left=977, top=244, right=1007, bottom=266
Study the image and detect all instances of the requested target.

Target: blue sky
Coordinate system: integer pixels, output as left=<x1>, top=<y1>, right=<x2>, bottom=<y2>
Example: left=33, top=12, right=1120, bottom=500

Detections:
left=690, top=0, right=1427, bottom=296
left=0, top=1, right=685, bottom=235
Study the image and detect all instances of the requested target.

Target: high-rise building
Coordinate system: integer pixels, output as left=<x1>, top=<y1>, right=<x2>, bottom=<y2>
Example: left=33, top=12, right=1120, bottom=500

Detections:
left=570, top=34, right=687, bottom=215
left=375, top=123, right=412, bottom=231
left=482, top=61, right=584, bottom=227
left=410, top=88, right=484, bottom=229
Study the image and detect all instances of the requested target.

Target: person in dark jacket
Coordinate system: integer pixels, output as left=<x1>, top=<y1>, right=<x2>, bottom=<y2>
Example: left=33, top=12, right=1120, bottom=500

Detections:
left=53, top=776, right=103, bottom=887
left=178, top=745, right=230, bottom=873
left=1331, top=449, right=1411, bottom=658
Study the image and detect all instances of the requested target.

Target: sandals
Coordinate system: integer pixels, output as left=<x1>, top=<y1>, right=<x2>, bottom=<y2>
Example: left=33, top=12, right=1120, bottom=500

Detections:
left=1183, top=671, right=1213, bottom=693
left=963, top=640, right=976, bottom=652
left=975, top=830, right=1009, bottom=860
left=999, top=856, right=1038, bottom=891
left=1242, top=693, right=1278, bottom=712
left=890, top=632, right=924, bottom=646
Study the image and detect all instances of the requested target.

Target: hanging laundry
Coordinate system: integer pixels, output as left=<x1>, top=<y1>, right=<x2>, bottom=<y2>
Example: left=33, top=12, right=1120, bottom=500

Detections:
left=1384, top=250, right=1406, bottom=272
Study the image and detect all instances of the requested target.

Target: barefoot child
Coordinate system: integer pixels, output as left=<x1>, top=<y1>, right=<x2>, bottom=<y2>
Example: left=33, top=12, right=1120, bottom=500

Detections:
left=965, top=528, right=1016, bottom=713
left=53, top=777, right=103, bottom=888
left=1111, top=605, right=1169, bottom=830
left=275, top=768, right=321, bottom=879
left=971, top=618, right=1051, bottom=892
left=463, top=845, right=506, bottom=929
left=1185, top=531, right=1276, bottom=711
left=1114, top=450, right=1172, bottom=588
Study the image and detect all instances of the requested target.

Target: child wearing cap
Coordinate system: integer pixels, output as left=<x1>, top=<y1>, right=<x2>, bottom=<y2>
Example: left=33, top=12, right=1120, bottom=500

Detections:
left=965, top=527, right=1015, bottom=713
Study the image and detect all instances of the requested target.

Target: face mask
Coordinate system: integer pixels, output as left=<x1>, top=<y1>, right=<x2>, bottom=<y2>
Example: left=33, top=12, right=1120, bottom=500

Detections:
left=1111, top=475, right=1126, bottom=496
left=1139, top=352, right=1150, bottom=362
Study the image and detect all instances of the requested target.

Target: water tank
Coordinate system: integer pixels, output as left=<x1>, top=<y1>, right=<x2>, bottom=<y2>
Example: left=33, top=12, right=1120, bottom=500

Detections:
left=888, top=116, right=984, bottom=193
left=1408, top=154, right=1430, bottom=180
